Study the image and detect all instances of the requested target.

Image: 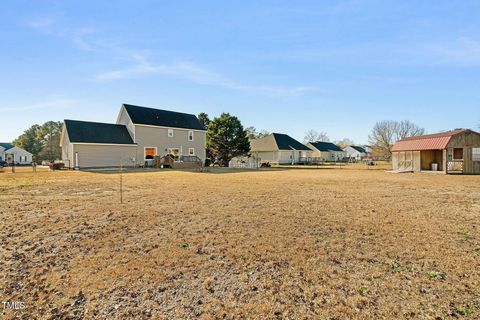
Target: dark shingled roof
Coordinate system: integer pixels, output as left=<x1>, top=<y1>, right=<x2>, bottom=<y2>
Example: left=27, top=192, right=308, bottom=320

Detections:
left=123, top=104, right=205, bottom=130
left=0, top=143, right=14, bottom=150
left=350, top=145, right=367, bottom=153
left=64, top=120, right=135, bottom=145
left=272, top=133, right=311, bottom=151
left=310, top=141, right=343, bottom=152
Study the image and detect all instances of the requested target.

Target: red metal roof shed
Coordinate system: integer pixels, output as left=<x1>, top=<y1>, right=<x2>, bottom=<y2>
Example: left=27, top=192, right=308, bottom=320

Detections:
left=391, top=129, right=469, bottom=151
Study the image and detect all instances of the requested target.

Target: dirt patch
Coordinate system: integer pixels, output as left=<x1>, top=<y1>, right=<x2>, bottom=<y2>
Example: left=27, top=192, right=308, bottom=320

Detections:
left=1, top=168, right=479, bottom=319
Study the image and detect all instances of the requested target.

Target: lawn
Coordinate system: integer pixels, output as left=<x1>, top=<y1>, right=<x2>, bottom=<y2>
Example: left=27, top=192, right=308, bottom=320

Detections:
left=1, top=167, right=479, bottom=319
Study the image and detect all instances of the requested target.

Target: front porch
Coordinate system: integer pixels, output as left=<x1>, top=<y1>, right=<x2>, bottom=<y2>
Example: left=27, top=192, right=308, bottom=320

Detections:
left=419, top=149, right=464, bottom=174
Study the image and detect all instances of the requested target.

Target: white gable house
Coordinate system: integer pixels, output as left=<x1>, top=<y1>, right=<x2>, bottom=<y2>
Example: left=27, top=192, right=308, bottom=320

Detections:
left=0, top=143, right=33, bottom=165
left=344, top=145, right=368, bottom=160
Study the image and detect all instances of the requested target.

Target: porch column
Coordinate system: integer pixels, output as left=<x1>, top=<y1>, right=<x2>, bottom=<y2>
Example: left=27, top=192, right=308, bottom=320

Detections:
left=443, top=149, right=447, bottom=173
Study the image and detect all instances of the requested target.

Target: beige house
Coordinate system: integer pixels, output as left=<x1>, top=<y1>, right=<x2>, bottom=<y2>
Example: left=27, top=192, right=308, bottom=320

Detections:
left=61, top=104, right=206, bottom=168
left=306, top=141, right=346, bottom=161
left=250, top=133, right=312, bottom=165
left=0, top=143, right=33, bottom=165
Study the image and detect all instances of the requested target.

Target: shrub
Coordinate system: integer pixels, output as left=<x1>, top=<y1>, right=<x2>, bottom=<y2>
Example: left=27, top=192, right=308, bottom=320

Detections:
left=49, top=163, right=65, bottom=170
left=204, top=158, right=212, bottom=167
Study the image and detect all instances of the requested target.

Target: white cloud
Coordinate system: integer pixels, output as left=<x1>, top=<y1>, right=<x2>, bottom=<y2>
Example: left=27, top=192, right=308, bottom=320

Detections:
left=96, top=58, right=313, bottom=96
left=27, top=17, right=313, bottom=97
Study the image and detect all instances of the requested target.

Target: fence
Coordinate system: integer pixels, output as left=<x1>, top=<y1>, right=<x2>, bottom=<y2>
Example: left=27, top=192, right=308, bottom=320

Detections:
left=447, top=160, right=463, bottom=173
left=0, top=160, right=71, bottom=173
left=229, top=157, right=259, bottom=169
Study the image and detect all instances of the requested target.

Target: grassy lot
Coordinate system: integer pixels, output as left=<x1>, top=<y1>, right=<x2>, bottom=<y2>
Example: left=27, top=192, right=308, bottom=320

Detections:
left=1, top=167, right=479, bottom=319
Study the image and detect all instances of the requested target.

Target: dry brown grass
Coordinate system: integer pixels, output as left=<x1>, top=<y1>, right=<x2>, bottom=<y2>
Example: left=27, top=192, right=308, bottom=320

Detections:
left=1, top=167, right=479, bottom=319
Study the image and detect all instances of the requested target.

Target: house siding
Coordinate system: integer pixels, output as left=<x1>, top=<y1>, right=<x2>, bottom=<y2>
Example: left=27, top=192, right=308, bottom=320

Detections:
left=133, top=125, right=206, bottom=164
left=117, top=106, right=136, bottom=141
left=307, top=146, right=345, bottom=161
left=73, top=144, right=137, bottom=168
left=61, top=131, right=75, bottom=167
left=254, top=150, right=305, bottom=164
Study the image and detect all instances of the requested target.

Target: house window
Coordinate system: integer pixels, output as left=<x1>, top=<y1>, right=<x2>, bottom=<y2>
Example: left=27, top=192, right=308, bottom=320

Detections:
left=189, top=148, right=195, bottom=156
left=473, top=148, right=480, bottom=161
left=168, top=129, right=174, bottom=137
left=144, top=147, right=157, bottom=160
left=188, top=130, right=194, bottom=141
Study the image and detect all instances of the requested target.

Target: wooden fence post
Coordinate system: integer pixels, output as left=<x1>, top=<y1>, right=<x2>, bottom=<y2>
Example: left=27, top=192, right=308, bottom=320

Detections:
left=119, top=161, right=123, bottom=204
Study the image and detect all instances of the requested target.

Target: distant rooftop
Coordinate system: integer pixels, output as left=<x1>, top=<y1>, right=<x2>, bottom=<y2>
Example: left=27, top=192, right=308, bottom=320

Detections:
left=0, top=142, right=14, bottom=150
left=309, top=141, right=343, bottom=152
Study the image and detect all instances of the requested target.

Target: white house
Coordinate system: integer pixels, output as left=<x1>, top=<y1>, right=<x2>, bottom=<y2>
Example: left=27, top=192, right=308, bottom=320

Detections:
left=306, top=141, right=346, bottom=161
left=0, top=143, right=33, bottom=165
left=344, top=145, right=368, bottom=160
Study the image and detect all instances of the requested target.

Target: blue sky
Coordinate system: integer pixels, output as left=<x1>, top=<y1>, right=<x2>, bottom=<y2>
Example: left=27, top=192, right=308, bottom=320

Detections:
left=1, top=0, right=479, bottom=143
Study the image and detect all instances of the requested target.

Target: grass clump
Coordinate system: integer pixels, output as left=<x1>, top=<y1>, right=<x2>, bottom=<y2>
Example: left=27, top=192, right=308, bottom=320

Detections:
left=358, top=287, right=368, bottom=296
left=456, top=306, right=473, bottom=317
left=179, top=243, right=190, bottom=249
left=391, top=259, right=404, bottom=272
left=244, top=267, right=253, bottom=276
left=426, top=270, right=446, bottom=281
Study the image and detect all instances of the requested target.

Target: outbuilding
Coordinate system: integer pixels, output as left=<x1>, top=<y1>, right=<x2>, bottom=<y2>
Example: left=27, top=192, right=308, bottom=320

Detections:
left=391, top=129, right=480, bottom=174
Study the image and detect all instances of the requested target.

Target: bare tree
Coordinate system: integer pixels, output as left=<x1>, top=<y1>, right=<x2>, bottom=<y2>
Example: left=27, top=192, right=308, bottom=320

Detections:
left=335, top=138, right=355, bottom=148
left=246, top=126, right=270, bottom=139
left=304, top=129, right=329, bottom=143
left=395, top=120, right=425, bottom=141
left=368, top=120, right=425, bottom=159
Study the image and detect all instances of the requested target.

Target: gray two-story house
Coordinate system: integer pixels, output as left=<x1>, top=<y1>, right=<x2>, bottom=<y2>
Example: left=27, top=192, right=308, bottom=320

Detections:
left=60, top=104, right=206, bottom=169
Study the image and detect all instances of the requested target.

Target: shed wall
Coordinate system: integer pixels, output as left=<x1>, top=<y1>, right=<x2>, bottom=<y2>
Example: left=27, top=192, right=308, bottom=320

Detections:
left=447, top=132, right=480, bottom=174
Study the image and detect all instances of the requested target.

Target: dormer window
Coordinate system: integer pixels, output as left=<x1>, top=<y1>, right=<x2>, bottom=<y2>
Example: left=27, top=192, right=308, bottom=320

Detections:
left=188, top=130, right=194, bottom=141
left=168, top=129, right=174, bottom=137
